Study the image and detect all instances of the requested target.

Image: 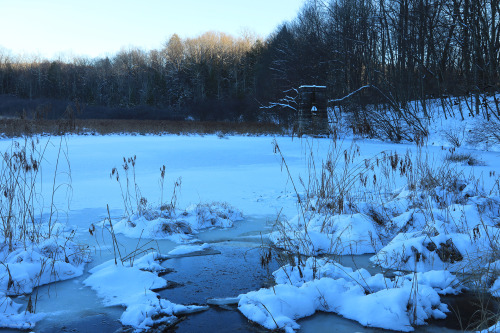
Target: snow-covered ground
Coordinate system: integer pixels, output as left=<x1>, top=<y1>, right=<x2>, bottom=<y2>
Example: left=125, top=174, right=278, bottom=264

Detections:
left=0, top=101, right=499, bottom=332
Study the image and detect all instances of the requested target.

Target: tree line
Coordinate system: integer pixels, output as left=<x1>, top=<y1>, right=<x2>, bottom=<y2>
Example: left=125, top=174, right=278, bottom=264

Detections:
left=0, top=31, right=264, bottom=121
left=0, top=0, right=498, bottom=129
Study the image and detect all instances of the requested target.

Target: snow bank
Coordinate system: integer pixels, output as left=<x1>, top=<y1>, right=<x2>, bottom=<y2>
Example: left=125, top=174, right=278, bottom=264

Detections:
left=0, top=294, right=44, bottom=329
left=84, top=252, right=207, bottom=331
left=269, top=211, right=383, bottom=256
left=372, top=187, right=500, bottom=272
left=399, top=270, right=464, bottom=295
left=0, top=238, right=88, bottom=296
left=273, top=257, right=389, bottom=291
left=112, top=202, right=242, bottom=242
left=0, top=232, right=89, bottom=329
left=270, top=172, right=499, bottom=275
left=273, top=257, right=463, bottom=295
left=239, top=258, right=451, bottom=332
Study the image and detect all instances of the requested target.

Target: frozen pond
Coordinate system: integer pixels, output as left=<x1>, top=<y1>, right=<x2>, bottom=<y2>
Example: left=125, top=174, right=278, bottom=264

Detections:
left=0, top=134, right=498, bottom=332
left=1, top=212, right=476, bottom=333
left=0, top=212, right=278, bottom=332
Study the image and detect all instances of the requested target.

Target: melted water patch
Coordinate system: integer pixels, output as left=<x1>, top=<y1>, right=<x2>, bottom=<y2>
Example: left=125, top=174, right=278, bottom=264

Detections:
left=435, top=292, right=500, bottom=331
left=171, top=307, right=268, bottom=333
left=158, top=241, right=277, bottom=305
left=157, top=241, right=277, bottom=332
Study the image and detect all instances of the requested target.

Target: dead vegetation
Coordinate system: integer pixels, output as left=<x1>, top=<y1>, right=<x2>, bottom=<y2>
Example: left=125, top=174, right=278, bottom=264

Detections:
left=0, top=118, right=284, bottom=138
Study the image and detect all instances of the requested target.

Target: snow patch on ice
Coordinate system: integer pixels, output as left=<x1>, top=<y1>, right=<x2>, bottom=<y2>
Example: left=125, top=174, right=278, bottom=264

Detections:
left=0, top=294, right=44, bottom=329
left=84, top=252, right=207, bottom=331
left=239, top=258, right=450, bottom=332
left=168, top=243, right=211, bottom=255
left=269, top=211, right=383, bottom=256
left=112, top=202, right=242, bottom=242
left=0, top=233, right=90, bottom=329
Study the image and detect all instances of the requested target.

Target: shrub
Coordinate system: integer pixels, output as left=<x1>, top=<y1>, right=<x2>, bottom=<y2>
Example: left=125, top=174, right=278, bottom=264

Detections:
left=467, top=117, right=500, bottom=148
left=445, top=152, right=484, bottom=166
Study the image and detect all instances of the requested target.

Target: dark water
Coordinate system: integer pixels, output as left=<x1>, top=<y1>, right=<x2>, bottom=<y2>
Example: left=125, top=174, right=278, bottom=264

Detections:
left=169, top=308, right=268, bottom=333
left=158, top=241, right=277, bottom=333
left=159, top=241, right=276, bottom=304
left=36, top=312, right=123, bottom=333
left=435, top=292, right=500, bottom=331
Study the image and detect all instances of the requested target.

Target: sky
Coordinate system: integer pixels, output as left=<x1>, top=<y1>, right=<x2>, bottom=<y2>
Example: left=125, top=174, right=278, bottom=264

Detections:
left=0, top=0, right=305, bottom=60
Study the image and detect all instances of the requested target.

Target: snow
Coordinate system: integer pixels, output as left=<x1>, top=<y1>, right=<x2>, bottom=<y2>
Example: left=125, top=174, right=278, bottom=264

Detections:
left=0, top=96, right=499, bottom=331
left=0, top=230, right=89, bottom=329
left=270, top=211, right=383, bottom=256
left=492, top=277, right=500, bottom=298
left=239, top=256, right=463, bottom=332
left=112, top=202, right=243, bottom=242
left=370, top=188, right=500, bottom=272
left=0, top=293, right=44, bottom=329
left=300, top=85, right=327, bottom=88
left=478, top=323, right=500, bottom=333
left=84, top=252, right=207, bottom=330
left=167, top=243, right=211, bottom=255
left=400, top=270, right=464, bottom=295
left=239, top=261, right=450, bottom=332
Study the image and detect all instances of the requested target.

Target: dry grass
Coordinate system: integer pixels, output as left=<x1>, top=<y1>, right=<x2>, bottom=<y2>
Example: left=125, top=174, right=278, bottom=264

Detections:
left=0, top=136, right=72, bottom=248
left=445, top=152, right=485, bottom=166
left=0, top=118, right=284, bottom=137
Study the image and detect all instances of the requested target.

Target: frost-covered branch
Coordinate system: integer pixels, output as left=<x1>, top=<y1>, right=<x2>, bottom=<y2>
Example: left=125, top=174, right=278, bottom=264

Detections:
left=328, top=85, right=372, bottom=104
left=329, top=84, right=401, bottom=111
left=260, top=88, right=299, bottom=111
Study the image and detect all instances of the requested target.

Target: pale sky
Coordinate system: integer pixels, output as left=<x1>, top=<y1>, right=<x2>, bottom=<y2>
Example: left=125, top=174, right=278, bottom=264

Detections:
left=0, top=0, right=305, bottom=60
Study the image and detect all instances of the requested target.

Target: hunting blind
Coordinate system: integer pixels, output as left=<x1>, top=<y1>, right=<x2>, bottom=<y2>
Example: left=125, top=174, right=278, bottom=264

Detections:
left=297, top=85, right=329, bottom=135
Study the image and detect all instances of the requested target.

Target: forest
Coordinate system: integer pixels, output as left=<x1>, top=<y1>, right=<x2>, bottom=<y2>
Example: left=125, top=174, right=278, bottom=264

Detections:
left=0, top=0, right=499, bottom=131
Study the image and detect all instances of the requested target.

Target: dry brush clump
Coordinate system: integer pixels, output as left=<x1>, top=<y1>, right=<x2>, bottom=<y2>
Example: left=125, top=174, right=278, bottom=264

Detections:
left=444, top=150, right=484, bottom=166
left=110, top=155, right=144, bottom=218
left=107, top=156, right=243, bottom=243
left=0, top=136, right=74, bottom=248
left=269, top=138, right=402, bottom=257
left=341, top=102, right=429, bottom=144
left=0, top=119, right=284, bottom=138
left=110, top=156, right=182, bottom=221
left=467, top=116, right=500, bottom=148
left=0, top=136, right=90, bottom=326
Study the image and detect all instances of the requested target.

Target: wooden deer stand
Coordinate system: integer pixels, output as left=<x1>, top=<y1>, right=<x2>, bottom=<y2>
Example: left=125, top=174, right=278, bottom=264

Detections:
left=297, top=85, right=329, bottom=136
